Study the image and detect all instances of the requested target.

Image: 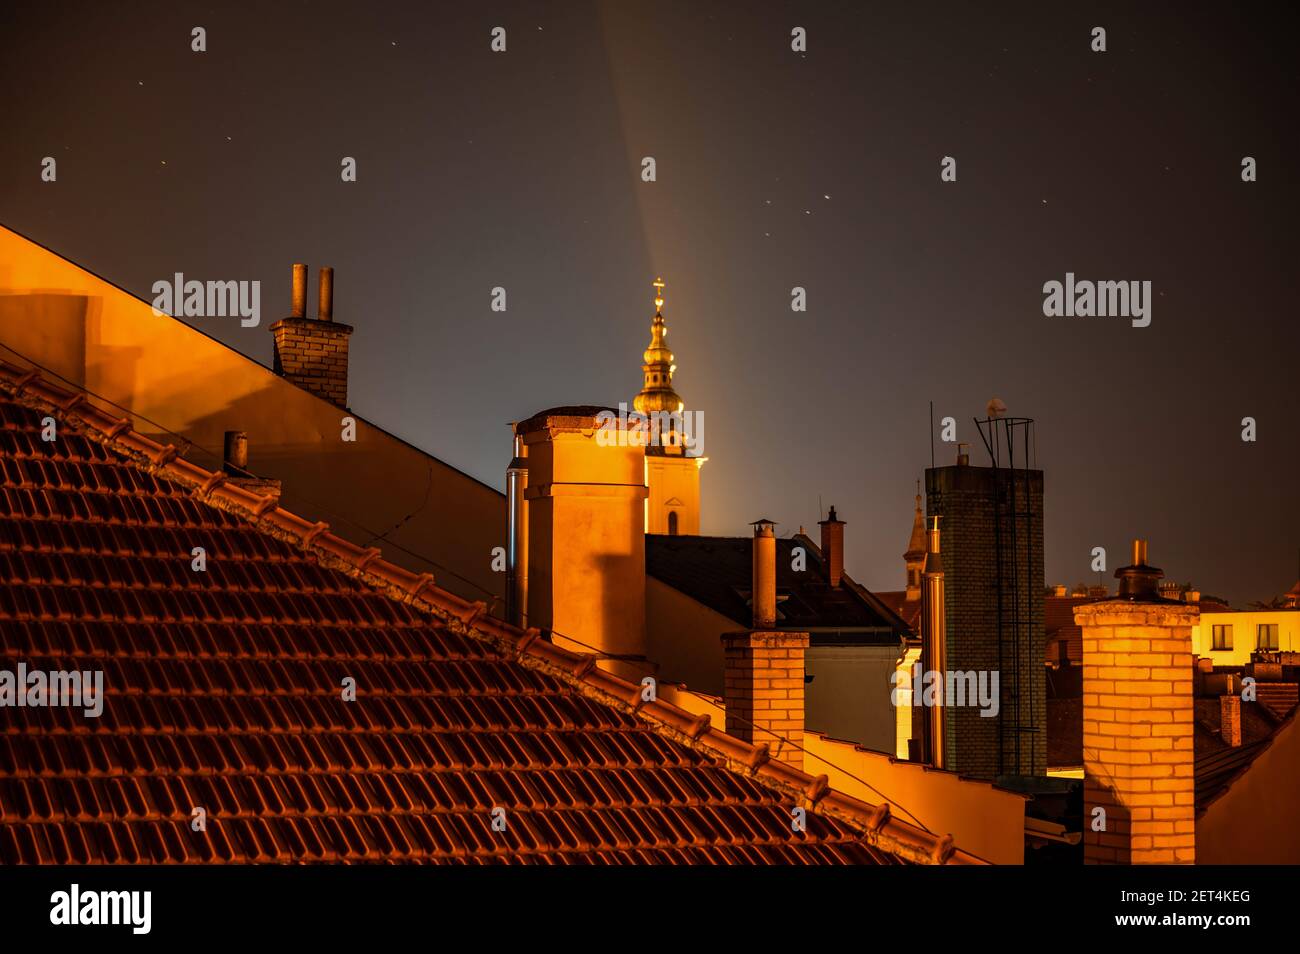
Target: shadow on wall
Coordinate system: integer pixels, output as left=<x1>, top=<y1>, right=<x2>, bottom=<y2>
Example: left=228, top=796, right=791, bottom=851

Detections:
left=1083, top=776, right=1131, bottom=865
left=0, top=292, right=93, bottom=386
left=594, top=523, right=649, bottom=679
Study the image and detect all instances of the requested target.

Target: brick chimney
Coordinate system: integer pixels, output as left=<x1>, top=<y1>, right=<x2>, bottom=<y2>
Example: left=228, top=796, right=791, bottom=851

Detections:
left=722, top=519, right=809, bottom=765
left=1220, top=695, right=1242, bottom=747
left=818, top=505, right=844, bottom=588
left=1077, top=539, right=1198, bottom=865
left=269, top=264, right=354, bottom=408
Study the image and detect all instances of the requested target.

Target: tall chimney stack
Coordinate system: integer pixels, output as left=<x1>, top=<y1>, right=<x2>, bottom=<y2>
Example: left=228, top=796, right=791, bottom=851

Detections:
left=514, top=408, right=648, bottom=676
left=270, top=264, right=354, bottom=408
left=818, top=506, right=845, bottom=588
left=721, top=519, right=809, bottom=766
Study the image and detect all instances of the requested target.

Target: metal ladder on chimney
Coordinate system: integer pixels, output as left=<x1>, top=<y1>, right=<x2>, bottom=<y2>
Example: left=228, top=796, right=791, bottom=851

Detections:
left=976, top=415, right=1039, bottom=778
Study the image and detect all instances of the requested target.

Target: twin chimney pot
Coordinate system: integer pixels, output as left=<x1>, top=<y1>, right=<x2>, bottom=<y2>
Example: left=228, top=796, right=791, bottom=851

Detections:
left=269, top=263, right=353, bottom=408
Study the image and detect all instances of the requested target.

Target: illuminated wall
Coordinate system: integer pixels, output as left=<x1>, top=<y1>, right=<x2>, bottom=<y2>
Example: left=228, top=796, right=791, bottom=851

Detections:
left=1192, top=609, right=1300, bottom=665
left=0, top=225, right=506, bottom=605
left=1197, top=712, right=1300, bottom=863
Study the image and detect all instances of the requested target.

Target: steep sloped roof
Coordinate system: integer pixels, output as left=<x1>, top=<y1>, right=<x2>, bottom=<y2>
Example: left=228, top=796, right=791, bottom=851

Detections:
left=875, top=591, right=921, bottom=635
left=1194, top=693, right=1298, bottom=814
left=646, top=533, right=907, bottom=640
left=0, top=362, right=981, bottom=864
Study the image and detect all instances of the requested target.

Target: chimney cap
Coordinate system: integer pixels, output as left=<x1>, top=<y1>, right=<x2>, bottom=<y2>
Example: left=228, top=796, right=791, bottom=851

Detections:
left=750, top=518, right=777, bottom=528
left=819, top=506, right=843, bottom=524
left=1114, top=537, right=1176, bottom=601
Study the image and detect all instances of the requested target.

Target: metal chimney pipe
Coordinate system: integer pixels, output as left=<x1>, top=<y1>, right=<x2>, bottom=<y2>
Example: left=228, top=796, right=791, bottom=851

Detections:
left=318, top=266, right=334, bottom=321
left=291, top=264, right=307, bottom=319
left=1117, top=538, right=1163, bottom=600
left=752, top=519, right=777, bottom=628
left=922, top=515, right=947, bottom=768
left=505, top=428, right=529, bottom=627
left=223, top=430, right=249, bottom=475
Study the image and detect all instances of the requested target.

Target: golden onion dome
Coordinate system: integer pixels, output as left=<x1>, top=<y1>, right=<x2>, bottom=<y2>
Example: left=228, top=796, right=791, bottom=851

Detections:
left=633, top=277, right=685, bottom=416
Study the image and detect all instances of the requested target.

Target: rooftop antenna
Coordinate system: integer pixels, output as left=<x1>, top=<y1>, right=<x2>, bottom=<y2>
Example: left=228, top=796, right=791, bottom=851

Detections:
left=929, top=401, right=935, bottom=470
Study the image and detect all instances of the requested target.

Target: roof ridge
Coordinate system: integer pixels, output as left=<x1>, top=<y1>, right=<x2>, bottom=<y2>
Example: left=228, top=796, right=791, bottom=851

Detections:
left=0, top=360, right=982, bottom=865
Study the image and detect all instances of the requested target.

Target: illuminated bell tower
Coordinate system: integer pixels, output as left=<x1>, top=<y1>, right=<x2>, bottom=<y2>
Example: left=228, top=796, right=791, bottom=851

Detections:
left=635, top=278, right=704, bottom=535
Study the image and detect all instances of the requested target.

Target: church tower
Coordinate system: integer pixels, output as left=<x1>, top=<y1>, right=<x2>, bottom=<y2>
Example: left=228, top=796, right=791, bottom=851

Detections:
left=636, top=278, right=704, bottom=535
left=904, top=482, right=926, bottom=600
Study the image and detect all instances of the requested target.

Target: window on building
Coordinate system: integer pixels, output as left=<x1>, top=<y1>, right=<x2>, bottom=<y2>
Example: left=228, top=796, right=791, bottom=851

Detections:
left=1211, top=624, right=1233, bottom=651
left=667, top=510, right=678, bottom=536
left=1257, top=623, right=1279, bottom=651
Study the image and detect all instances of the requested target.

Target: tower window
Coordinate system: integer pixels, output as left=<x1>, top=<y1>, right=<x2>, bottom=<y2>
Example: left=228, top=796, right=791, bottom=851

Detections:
left=668, top=511, right=679, bottom=535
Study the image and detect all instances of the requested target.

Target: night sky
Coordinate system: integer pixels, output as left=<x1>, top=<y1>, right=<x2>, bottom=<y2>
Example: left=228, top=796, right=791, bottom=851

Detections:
left=1, top=1, right=1296, bottom=607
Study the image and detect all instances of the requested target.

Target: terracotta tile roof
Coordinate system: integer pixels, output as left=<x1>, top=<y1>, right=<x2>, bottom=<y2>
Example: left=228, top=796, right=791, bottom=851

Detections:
left=0, top=362, right=982, bottom=864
